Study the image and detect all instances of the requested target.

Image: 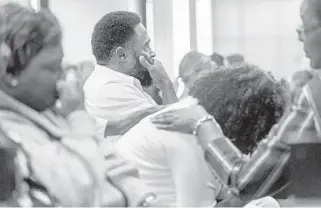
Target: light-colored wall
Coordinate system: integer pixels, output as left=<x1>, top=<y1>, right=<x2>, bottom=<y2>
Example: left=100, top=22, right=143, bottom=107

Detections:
left=50, top=0, right=141, bottom=63
left=212, top=0, right=305, bottom=79
left=2, top=0, right=306, bottom=80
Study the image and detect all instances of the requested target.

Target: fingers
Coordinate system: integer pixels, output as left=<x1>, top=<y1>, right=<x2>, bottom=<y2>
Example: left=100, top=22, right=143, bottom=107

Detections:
left=153, top=123, right=176, bottom=131
left=139, top=55, right=155, bottom=67
left=154, top=110, right=176, bottom=118
left=150, top=112, right=175, bottom=124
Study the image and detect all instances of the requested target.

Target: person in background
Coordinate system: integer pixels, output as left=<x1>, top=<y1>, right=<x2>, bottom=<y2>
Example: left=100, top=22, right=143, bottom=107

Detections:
left=226, top=53, right=245, bottom=65
left=143, top=84, right=163, bottom=105
left=290, top=70, right=313, bottom=102
left=76, top=60, right=95, bottom=87
left=84, top=11, right=177, bottom=138
left=174, top=51, right=216, bottom=99
left=150, top=0, right=321, bottom=204
left=0, top=3, right=159, bottom=207
left=210, top=52, right=225, bottom=67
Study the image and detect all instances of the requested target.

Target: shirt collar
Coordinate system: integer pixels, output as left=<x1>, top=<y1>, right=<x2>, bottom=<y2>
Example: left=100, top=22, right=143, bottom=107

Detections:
left=95, top=65, right=144, bottom=91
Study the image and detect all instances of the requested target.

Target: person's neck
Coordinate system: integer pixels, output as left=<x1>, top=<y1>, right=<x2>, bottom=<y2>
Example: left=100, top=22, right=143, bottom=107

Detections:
left=100, top=61, right=129, bottom=76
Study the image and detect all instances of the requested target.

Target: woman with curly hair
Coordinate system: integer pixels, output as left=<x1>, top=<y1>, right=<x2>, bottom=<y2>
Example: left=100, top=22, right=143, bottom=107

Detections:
left=152, top=64, right=289, bottom=154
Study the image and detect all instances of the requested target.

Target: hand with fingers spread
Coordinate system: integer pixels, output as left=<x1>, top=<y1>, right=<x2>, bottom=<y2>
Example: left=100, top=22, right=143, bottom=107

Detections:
left=150, top=104, right=210, bottom=134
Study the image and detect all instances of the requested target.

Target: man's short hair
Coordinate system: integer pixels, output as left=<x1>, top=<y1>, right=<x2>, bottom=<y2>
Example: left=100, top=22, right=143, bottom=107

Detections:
left=190, top=64, right=288, bottom=154
left=91, top=11, right=141, bottom=62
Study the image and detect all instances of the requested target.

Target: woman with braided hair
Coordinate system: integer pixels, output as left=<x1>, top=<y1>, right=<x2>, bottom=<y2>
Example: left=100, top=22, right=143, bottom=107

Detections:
left=0, top=3, right=159, bottom=207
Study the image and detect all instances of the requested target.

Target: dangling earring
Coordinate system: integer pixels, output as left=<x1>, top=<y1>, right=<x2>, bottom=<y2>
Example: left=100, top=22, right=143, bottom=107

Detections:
left=10, top=79, right=18, bottom=87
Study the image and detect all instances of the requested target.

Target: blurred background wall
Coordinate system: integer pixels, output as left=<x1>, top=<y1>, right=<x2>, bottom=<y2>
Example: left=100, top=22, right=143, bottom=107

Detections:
left=0, top=0, right=308, bottom=80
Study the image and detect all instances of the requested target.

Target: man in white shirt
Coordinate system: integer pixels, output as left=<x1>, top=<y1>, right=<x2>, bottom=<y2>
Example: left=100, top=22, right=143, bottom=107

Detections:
left=114, top=97, right=220, bottom=207
left=84, top=11, right=178, bottom=138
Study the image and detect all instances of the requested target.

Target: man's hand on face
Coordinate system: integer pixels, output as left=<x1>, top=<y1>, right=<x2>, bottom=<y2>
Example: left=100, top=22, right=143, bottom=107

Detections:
left=139, top=56, right=172, bottom=88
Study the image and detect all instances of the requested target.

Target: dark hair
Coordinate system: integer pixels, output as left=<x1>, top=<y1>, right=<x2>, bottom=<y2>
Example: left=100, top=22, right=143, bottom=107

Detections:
left=91, top=11, right=141, bottom=62
left=210, top=52, right=224, bottom=66
left=190, top=64, right=288, bottom=154
left=226, top=53, right=244, bottom=65
left=0, top=3, right=61, bottom=75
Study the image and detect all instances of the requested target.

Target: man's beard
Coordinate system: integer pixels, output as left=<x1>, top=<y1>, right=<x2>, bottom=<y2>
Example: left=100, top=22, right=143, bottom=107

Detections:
left=131, top=61, right=153, bottom=87
left=134, top=69, right=153, bottom=87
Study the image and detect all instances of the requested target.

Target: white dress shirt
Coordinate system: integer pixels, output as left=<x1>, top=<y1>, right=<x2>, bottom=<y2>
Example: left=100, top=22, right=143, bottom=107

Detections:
left=83, top=65, right=157, bottom=138
left=114, top=97, right=220, bottom=207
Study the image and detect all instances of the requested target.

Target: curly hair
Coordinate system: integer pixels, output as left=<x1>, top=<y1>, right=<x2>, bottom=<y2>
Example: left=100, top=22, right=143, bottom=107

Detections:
left=0, top=3, right=61, bottom=76
left=190, top=64, right=289, bottom=154
left=91, top=11, right=141, bottom=62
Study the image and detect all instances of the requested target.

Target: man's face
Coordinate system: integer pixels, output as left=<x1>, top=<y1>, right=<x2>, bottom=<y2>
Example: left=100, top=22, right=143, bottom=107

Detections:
left=301, top=0, right=321, bottom=69
left=126, top=23, right=156, bottom=87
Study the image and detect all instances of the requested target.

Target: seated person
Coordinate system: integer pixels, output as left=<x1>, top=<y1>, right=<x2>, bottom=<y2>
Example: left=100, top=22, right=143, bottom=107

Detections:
left=189, top=64, right=287, bottom=154
left=151, top=64, right=288, bottom=179
left=84, top=11, right=177, bottom=138
left=0, top=3, right=158, bottom=207
left=115, top=97, right=219, bottom=207
left=174, top=50, right=217, bottom=99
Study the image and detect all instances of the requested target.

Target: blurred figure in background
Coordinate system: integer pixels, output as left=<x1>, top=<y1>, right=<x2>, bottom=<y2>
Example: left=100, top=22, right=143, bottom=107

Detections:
left=226, top=53, right=245, bottom=65
left=210, top=52, right=225, bottom=67
left=0, top=3, right=159, bottom=207
left=175, top=51, right=217, bottom=99
left=77, top=60, right=95, bottom=87
left=290, top=70, right=313, bottom=102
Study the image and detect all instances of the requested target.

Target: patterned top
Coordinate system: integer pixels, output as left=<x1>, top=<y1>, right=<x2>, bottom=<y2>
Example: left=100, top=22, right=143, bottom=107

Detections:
left=203, top=70, right=321, bottom=199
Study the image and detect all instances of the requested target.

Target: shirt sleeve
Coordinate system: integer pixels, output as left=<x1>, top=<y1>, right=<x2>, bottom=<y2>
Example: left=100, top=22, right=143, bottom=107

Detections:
left=163, top=131, right=219, bottom=207
left=204, top=91, right=313, bottom=198
left=85, top=82, right=156, bottom=120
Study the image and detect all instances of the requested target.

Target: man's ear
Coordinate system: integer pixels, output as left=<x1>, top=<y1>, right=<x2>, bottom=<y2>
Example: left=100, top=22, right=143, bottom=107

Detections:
left=115, top=47, right=127, bottom=63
